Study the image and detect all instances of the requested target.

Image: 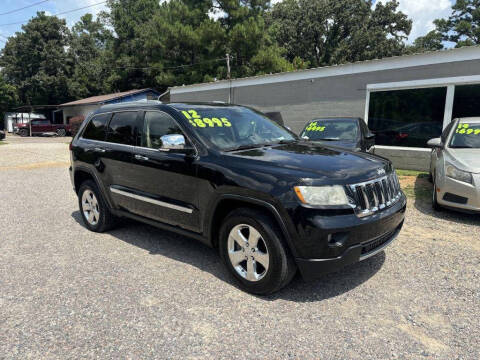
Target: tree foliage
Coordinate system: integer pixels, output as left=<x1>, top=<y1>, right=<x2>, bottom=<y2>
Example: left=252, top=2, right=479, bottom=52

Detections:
left=268, top=0, right=411, bottom=67
left=408, top=30, right=444, bottom=53
left=7, top=0, right=480, bottom=111
left=0, top=73, right=19, bottom=122
left=0, top=12, right=71, bottom=105
left=435, top=0, right=480, bottom=47
left=68, top=14, right=113, bottom=99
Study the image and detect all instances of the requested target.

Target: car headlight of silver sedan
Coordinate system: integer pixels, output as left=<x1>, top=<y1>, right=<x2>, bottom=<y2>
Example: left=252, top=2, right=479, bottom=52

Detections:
left=294, top=185, right=351, bottom=206
left=445, top=162, right=473, bottom=185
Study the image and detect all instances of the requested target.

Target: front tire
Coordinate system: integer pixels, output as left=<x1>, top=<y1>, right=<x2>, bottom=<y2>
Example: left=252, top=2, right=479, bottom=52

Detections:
left=78, top=180, right=117, bottom=232
left=56, top=128, right=66, bottom=137
left=432, top=175, right=442, bottom=211
left=19, top=129, right=29, bottom=137
left=219, top=208, right=296, bottom=295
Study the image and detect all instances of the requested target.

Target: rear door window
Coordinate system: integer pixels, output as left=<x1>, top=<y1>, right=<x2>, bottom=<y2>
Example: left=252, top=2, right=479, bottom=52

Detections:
left=106, top=112, right=138, bottom=146
left=82, top=113, right=111, bottom=141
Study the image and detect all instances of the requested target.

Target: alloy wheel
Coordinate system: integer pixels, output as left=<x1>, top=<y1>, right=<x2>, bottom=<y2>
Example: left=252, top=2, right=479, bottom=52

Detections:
left=227, top=224, right=270, bottom=282
left=82, top=190, right=100, bottom=226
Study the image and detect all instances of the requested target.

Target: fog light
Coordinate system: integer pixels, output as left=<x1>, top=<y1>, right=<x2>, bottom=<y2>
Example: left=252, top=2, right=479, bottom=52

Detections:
left=328, top=232, right=348, bottom=247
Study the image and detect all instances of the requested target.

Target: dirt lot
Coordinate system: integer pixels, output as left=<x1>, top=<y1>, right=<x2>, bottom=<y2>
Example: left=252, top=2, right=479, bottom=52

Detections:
left=1, top=136, right=479, bottom=359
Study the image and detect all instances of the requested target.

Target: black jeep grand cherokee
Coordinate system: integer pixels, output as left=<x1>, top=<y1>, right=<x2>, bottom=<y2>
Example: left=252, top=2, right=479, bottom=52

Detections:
left=70, top=101, right=406, bottom=294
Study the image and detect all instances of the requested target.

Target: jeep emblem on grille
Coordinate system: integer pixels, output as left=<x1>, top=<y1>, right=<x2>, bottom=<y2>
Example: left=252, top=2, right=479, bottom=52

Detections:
left=377, top=168, right=386, bottom=176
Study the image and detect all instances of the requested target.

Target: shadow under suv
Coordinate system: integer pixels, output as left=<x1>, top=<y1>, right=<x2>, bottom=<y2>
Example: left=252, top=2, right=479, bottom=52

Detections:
left=70, top=101, right=406, bottom=294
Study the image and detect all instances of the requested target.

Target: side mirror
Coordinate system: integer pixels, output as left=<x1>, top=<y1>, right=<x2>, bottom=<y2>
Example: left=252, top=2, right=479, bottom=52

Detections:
left=160, top=134, right=194, bottom=154
left=366, top=132, right=376, bottom=140
left=426, top=138, right=443, bottom=149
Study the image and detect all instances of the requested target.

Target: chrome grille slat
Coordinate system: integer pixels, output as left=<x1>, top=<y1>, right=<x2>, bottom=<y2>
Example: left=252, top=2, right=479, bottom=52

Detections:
left=381, top=179, right=390, bottom=203
left=360, top=185, right=369, bottom=210
left=348, top=173, right=402, bottom=218
left=374, top=182, right=385, bottom=209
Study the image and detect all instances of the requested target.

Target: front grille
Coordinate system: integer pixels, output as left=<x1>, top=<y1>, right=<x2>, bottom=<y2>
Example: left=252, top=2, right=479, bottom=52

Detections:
left=347, top=172, right=402, bottom=218
left=361, top=229, right=396, bottom=255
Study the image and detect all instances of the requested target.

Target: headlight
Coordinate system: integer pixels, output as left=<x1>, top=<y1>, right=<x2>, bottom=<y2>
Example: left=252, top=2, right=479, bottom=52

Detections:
left=445, top=162, right=472, bottom=185
left=294, top=185, right=350, bottom=206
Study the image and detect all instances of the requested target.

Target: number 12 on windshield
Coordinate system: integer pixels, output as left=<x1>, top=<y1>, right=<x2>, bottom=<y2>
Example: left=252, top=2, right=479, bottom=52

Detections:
left=182, top=110, right=232, bottom=128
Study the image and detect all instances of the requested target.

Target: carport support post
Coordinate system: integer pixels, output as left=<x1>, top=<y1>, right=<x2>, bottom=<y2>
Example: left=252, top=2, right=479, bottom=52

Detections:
left=29, top=112, right=31, bottom=137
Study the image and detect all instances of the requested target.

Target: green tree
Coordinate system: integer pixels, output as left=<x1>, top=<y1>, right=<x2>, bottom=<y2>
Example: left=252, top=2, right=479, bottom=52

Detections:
left=68, top=14, right=113, bottom=98
left=0, top=72, right=19, bottom=122
left=268, top=0, right=411, bottom=67
left=138, top=0, right=227, bottom=88
left=215, top=0, right=294, bottom=77
left=105, top=0, right=162, bottom=90
left=408, top=30, right=444, bottom=53
left=0, top=12, right=72, bottom=105
left=435, top=0, right=480, bottom=47
left=105, top=0, right=292, bottom=89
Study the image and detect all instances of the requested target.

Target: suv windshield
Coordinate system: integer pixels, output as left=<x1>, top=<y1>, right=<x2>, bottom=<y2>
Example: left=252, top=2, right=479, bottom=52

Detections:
left=450, top=122, right=480, bottom=149
left=301, top=119, right=359, bottom=141
left=172, top=105, right=296, bottom=151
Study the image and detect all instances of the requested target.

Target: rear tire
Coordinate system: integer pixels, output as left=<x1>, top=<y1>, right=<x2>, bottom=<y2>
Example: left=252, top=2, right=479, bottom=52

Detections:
left=219, top=208, right=296, bottom=295
left=19, top=129, right=29, bottom=137
left=56, top=128, right=66, bottom=137
left=78, top=180, right=117, bottom=232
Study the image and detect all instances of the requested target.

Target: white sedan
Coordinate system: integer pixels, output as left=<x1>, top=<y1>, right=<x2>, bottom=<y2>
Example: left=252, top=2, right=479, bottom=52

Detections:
left=427, top=117, right=480, bottom=213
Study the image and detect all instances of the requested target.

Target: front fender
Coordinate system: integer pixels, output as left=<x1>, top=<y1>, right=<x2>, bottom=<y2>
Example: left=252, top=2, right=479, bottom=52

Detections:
left=204, top=193, right=300, bottom=258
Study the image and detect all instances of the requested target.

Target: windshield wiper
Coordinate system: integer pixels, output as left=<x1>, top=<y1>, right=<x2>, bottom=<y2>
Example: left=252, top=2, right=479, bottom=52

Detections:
left=318, top=138, right=341, bottom=141
left=273, top=139, right=297, bottom=145
left=225, top=139, right=298, bottom=152
left=224, top=143, right=272, bottom=152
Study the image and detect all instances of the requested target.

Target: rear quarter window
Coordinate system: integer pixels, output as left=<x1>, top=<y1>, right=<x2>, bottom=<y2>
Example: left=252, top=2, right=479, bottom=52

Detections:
left=106, top=111, right=138, bottom=146
left=82, top=113, right=111, bottom=141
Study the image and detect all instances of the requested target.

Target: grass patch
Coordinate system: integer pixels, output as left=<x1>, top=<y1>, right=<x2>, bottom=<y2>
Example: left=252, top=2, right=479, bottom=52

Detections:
left=0, top=141, right=8, bottom=145
left=397, top=169, right=432, bottom=200
left=402, top=183, right=432, bottom=200
left=396, top=169, right=429, bottom=178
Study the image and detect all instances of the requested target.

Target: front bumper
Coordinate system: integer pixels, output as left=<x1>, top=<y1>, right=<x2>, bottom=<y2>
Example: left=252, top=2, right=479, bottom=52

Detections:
left=296, top=221, right=403, bottom=281
left=437, top=173, right=480, bottom=213
left=291, top=193, right=406, bottom=281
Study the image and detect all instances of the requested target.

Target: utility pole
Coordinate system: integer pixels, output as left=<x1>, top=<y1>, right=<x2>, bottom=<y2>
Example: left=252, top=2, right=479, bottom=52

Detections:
left=226, top=53, right=231, bottom=80
left=226, top=53, right=232, bottom=103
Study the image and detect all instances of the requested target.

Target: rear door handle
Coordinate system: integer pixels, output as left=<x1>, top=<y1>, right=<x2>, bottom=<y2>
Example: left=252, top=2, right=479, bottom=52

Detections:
left=135, top=154, right=149, bottom=161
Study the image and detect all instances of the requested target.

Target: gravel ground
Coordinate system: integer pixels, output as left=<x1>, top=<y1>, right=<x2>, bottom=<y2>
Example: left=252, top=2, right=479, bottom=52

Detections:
left=0, top=139, right=479, bottom=359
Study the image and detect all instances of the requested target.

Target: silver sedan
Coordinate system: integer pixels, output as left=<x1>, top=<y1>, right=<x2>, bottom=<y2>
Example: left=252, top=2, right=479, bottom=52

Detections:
left=428, top=117, right=480, bottom=213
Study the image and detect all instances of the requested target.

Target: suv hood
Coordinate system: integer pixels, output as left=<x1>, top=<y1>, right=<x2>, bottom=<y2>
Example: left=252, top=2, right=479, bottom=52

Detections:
left=226, top=142, right=390, bottom=184
left=446, top=148, right=480, bottom=173
left=310, top=140, right=360, bottom=151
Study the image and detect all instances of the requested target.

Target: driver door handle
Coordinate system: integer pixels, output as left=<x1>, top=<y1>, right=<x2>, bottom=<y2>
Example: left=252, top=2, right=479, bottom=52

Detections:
left=135, top=154, right=149, bottom=161
left=93, top=147, right=106, bottom=153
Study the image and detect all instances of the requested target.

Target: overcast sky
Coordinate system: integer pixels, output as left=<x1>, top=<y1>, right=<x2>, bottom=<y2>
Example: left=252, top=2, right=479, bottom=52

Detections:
left=0, top=0, right=454, bottom=49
